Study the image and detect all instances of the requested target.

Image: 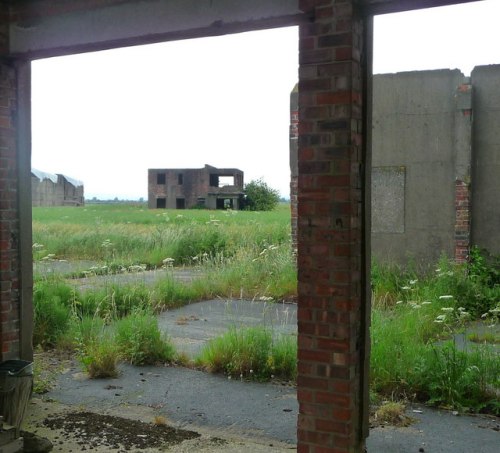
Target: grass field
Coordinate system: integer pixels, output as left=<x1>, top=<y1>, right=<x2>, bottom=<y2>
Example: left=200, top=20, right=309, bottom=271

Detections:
left=33, top=203, right=291, bottom=267
left=32, top=203, right=499, bottom=413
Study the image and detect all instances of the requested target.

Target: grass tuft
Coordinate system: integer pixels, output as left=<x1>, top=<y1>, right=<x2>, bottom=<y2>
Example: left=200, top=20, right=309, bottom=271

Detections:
left=196, top=326, right=296, bottom=381
left=114, top=309, right=176, bottom=365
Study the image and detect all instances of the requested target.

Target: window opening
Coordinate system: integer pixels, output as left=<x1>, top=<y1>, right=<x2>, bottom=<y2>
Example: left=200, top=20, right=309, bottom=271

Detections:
left=157, top=173, right=166, bottom=185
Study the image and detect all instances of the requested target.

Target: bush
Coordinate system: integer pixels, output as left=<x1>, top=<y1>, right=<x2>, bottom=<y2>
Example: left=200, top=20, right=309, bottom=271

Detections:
left=243, top=178, right=280, bottom=211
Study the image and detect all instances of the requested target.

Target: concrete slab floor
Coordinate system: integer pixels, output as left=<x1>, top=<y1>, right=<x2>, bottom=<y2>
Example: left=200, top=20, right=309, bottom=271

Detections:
left=22, top=300, right=499, bottom=452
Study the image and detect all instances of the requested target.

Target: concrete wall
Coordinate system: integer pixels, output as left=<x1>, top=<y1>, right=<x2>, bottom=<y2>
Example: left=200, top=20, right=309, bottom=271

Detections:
left=371, top=67, right=500, bottom=265
left=292, top=66, right=500, bottom=266
left=32, top=175, right=84, bottom=207
left=470, top=65, right=500, bottom=254
left=371, top=70, right=466, bottom=265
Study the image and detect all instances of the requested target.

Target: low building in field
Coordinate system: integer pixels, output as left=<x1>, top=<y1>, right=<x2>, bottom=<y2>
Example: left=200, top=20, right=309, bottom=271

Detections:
left=31, top=169, right=84, bottom=206
left=148, top=164, right=244, bottom=209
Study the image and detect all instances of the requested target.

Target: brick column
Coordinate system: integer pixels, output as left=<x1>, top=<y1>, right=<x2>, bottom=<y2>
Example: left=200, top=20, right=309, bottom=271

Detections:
left=454, top=180, right=471, bottom=263
left=296, top=1, right=369, bottom=452
left=0, top=59, right=21, bottom=360
left=453, top=82, right=472, bottom=264
left=290, top=84, right=299, bottom=254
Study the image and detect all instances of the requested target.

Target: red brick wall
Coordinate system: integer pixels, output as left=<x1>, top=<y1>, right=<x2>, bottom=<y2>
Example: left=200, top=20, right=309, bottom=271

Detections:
left=291, top=101, right=299, bottom=253
left=296, top=1, right=368, bottom=452
left=454, top=180, right=470, bottom=263
left=0, top=60, right=21, bottom=360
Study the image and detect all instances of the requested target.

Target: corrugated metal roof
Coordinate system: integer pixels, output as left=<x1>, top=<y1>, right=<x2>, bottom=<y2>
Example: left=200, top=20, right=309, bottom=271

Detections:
left=31, top=168, right=58, bottom=184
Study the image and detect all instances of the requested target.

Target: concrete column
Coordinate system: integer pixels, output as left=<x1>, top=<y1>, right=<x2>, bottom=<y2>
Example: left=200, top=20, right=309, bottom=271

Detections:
left=296, top=1, right=370, bottom=451
left=16, top=59, right=33, bottom=361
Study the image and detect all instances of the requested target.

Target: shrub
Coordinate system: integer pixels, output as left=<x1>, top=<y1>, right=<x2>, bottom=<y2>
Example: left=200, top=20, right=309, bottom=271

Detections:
left=243, top=179, right=280, bottom=211
left=114, top=310, right=176, bottom=365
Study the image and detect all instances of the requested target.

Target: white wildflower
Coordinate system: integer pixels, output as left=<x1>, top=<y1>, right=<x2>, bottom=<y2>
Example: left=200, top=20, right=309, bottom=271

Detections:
left=441, top=307, right=454, bottom=312
left=421, top=301, right=432, bottom=305
left=439, top=295, right=453, bottom=300
left=401, top=286, right=411, bottom=290
left=409, top=279, right=418, bottom=285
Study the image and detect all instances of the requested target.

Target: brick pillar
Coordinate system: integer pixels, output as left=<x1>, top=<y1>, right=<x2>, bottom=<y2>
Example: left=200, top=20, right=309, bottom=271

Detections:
left=454, top=180, right=471, bottom=263
left=296, top=1, right=369, bottom=452
left=0, top=59, right=21, bottom=360
left=453, top=82, right=472, bottom=264
left=290, top=84, right=299, bottom=254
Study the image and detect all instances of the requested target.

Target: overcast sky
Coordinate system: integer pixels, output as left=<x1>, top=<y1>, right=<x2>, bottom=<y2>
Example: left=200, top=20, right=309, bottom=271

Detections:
left=31, top=0, right=500, bottom=200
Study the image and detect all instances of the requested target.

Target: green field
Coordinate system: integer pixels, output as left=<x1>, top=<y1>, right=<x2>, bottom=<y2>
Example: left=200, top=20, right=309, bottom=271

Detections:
left=33, top=203, right=291, bottom=267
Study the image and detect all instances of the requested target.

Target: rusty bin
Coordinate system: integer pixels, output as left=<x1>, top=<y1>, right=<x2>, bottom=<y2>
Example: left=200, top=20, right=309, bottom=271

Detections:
left=0, top=360, right=33, bottom=434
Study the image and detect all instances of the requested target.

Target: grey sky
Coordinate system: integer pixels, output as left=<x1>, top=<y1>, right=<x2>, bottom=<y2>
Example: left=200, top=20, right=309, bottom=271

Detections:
left=31, top=0, right=500, bottom=200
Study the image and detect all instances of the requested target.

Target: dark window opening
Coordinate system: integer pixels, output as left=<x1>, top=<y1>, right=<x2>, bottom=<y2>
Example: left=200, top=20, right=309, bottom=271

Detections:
left=216, top=198, right=233, bottom=210
left=157, top=173, right=166, bottom=185
left=197, top=198, right=206, bottom=207
left=178, top=174, right=183, bottom=185
left=176, top=198, right=185, bottom=209
left=156, top=197, right=166, bottom=209
left=210, top=174, right=219, bottom=187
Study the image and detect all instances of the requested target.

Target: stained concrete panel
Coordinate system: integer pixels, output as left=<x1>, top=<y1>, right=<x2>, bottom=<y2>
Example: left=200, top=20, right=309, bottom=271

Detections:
left=371, top=166, right=405, bottom=234
left=470, top=65, right=500, bottom=254
left=371, top=70, right=465, bottom=265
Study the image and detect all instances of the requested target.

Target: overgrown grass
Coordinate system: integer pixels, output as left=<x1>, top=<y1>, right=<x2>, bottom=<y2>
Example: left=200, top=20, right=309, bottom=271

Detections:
left=371, top=250, right=500, bottom=414
left=32, top=205, right=499, bottom=413
left=32, top=204, right=291, bottom=267
left=196, top=326, right=297, bottom=381
left=114, top=309, right=176, bottom=365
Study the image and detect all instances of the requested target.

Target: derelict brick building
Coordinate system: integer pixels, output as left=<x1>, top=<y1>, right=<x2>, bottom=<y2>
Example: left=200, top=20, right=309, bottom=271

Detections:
left=31, top=169, right=84, bottom=207
left=148, top=164, right=244, bottom=210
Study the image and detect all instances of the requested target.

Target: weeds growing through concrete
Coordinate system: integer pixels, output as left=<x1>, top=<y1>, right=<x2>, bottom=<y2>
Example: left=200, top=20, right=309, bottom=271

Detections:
left=31, top=205, right=499, bottom=413
left=114, top=309, right=176, bottom=366
left=196, top=326, right=297, bottom=381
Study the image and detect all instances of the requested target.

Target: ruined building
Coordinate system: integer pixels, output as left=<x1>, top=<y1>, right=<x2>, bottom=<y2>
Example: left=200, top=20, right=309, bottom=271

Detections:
left=3, top=2, right=490, bottom=452
left=31, top=169, right=84, bottom=207
left=148, top=164, right=244, bottom=209
left=290, top=66, right=500, bottom=266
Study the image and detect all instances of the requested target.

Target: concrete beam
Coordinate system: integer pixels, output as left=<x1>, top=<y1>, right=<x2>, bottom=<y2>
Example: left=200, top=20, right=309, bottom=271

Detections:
left=9, top=0, right=306, bottom=59
left=363, top=0, right=483, bottom=16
